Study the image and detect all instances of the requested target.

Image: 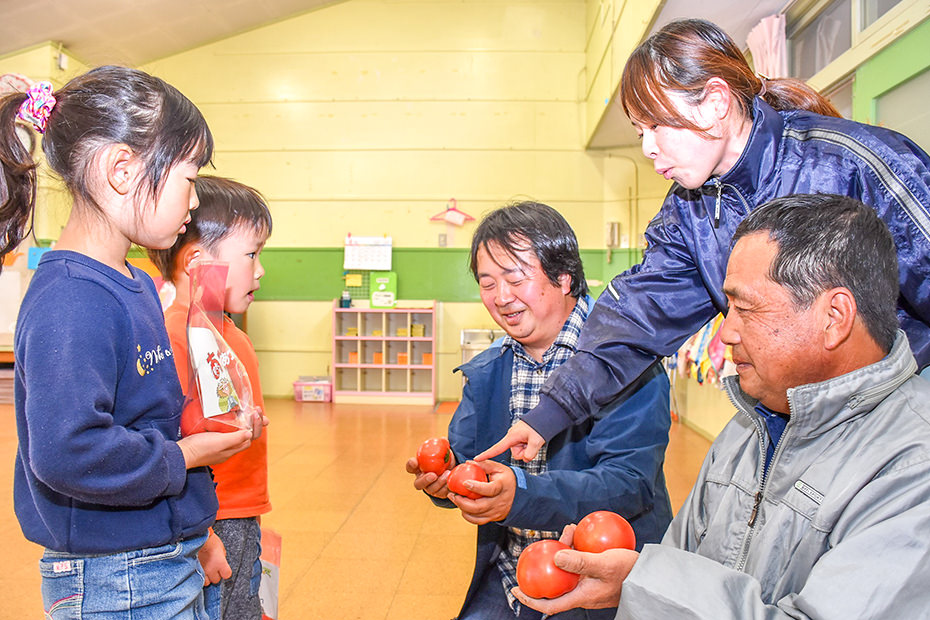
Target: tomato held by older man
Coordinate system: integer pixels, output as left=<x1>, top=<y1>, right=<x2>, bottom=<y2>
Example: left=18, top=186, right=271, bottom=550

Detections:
left=517, top=539, right=580, bottom=599
left=573, top=510, right=636, bottom=553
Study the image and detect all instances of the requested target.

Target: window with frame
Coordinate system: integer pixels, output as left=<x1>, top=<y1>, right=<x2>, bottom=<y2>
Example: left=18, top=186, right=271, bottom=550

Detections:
left=787, top=0, right=907, bottom=81
left=788, top=0, right=852, bottom=81
left=875, top=68, right=930, bottom=153
left=859, top=0, right=904, bottom=30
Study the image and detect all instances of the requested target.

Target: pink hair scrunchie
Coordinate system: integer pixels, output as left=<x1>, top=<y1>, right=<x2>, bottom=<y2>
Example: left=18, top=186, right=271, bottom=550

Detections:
left=17, top=81, right=57, bottom=134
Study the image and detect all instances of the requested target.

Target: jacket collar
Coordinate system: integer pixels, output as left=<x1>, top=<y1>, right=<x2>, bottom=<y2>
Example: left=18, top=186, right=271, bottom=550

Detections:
left=708, top=97, right=784, bottom=200
left=724, top=331, right=918, bottom=437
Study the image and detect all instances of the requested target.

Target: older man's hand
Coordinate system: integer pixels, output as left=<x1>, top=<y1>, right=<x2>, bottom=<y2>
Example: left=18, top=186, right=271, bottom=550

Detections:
left=512, top=524, right=639, bottom=614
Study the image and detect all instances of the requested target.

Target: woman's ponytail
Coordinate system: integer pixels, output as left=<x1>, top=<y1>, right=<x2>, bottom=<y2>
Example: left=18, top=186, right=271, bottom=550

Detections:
left=761, top=77, right=841, bottom=118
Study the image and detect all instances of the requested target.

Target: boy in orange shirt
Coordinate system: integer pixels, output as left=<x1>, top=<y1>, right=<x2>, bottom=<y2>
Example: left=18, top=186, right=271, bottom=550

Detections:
left=149, top=175, right=273, bottom=620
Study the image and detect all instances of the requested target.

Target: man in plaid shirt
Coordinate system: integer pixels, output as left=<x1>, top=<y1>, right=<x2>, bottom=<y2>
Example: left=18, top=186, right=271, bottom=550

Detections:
left=407, top=201, right=673, bottom=619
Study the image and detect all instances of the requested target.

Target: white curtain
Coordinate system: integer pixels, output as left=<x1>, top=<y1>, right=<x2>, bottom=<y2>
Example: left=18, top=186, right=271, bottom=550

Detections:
left=746, top=14, right=789, bottom=79
left=814, top=15, right=844, bottom=73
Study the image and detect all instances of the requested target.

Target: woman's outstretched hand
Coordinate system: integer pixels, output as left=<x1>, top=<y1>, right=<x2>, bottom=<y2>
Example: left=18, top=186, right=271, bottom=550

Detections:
left=474, top=420, right=545, bottom=462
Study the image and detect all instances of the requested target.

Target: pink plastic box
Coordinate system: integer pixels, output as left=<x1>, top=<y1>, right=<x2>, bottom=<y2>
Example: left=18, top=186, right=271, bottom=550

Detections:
left=293, top=376, right=332, bottom=402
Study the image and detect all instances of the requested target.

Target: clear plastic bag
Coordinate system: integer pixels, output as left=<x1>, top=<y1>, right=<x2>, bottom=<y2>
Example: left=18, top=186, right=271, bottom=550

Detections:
left=180, top=261, right=256, bottom=435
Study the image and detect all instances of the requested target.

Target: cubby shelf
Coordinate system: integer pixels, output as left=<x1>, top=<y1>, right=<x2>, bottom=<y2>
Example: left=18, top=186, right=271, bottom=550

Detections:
left=331, top=301, right=437, bottom=405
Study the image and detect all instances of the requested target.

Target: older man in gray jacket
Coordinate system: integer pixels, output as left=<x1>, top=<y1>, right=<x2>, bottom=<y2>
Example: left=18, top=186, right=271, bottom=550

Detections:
left=514, top=193, right=930, bottom=619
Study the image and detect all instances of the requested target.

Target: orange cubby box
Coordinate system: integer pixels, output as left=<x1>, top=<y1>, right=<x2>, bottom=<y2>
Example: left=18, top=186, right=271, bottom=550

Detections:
left=422, top=352, right=433, bottom=365
left=348, top=351, right=359, bottom=364
left=373, top=352, right=383, bottom=364
left=396, top=352, right=409, bottom=365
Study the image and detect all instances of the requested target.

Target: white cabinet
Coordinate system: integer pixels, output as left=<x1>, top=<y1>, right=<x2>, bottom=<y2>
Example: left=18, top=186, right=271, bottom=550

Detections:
left=331, top=301, right=436, bottom=405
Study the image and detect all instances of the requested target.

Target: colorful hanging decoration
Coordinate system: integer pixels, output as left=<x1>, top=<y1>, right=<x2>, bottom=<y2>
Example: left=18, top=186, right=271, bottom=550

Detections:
left=676, top=314, right=735, bottom=387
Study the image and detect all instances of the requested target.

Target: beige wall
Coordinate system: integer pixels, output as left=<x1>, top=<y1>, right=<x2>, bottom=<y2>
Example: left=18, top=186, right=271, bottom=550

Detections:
left=143, top=0, right=597, bottom=250
left=673, top=375, right=733, bottom=442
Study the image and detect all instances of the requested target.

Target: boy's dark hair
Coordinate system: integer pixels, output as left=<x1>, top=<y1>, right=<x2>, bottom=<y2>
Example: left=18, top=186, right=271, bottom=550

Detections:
left=732, top=193, right=899, bottom=352
left=148, top=175, right=272, bottom=282
left=469, top=200, right=588, bottom=298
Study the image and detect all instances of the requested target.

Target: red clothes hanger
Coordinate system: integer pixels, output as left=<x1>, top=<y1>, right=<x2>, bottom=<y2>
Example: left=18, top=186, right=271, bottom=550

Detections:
left=430, top=198, right=474, bottom=226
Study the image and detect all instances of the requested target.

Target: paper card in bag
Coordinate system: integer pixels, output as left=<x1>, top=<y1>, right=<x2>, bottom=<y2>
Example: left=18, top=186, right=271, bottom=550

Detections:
left=181, top=261, right=256, bottom=435
left=189, top=326, right=242, bottom=417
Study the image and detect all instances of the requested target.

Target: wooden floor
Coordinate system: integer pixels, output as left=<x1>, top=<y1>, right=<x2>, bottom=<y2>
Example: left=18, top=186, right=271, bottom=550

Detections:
left=0, top=399, right=711, bottom=619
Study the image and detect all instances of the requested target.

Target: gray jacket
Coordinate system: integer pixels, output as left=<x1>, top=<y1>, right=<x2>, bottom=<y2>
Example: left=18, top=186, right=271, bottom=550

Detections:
left=617, top=331, right=930, bottom=619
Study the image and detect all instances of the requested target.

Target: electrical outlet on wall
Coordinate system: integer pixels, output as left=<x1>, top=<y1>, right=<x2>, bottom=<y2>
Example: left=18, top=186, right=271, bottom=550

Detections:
left=438, top=233, right=447, bottom=247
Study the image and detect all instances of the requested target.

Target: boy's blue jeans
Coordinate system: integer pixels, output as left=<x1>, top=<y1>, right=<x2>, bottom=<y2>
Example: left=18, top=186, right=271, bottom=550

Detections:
left=39, top=533, right=209, bottom=619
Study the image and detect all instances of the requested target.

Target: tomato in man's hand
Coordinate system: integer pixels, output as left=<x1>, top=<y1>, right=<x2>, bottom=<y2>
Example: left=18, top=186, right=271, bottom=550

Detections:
left=447, top=462, right=487, bottom=499
left=573, top=510, right=636, bottom=553
left=516, top=539, right=579, bottom=599
left=416, top=437, right=453, bottom=476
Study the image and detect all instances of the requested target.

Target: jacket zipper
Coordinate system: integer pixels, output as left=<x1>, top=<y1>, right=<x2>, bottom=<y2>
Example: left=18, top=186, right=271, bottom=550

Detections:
left=845, top=379, right=903, bottom=410
left=734, top=398, right=794, bottom=573
left=734, top=415, right=766, bottom=572
left=709, top=179, right=750, bottom=229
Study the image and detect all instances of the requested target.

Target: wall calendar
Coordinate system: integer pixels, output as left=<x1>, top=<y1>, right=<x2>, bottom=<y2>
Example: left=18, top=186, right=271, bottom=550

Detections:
left=343, top=235, right=392, bottom=270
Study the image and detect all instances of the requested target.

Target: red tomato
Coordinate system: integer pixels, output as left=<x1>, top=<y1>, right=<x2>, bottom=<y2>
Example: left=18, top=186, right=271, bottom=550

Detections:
left=180, top=401, right=250, bottom=435
left=416, top=437, right=453, bottom=476
left=573, top=510, right=636, bottom=553
left=447, top=462, right=486, bottom=499
left=516, top=539, right=579, bottom=599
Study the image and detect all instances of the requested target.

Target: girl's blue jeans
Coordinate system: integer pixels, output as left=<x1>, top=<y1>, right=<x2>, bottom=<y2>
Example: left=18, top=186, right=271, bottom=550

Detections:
left=39, top=533, right=209, bottom=619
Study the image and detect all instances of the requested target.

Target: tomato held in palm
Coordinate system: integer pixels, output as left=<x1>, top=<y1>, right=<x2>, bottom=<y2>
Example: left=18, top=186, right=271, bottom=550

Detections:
left=516, top=539, right=579, bottom=599
left=416, top=437, right=453, bottom=476
left=573, top=510, right=636, bottom=553
left=447, top=462, right=487, bottom=500
left=180, top=399, right=250, bottom=435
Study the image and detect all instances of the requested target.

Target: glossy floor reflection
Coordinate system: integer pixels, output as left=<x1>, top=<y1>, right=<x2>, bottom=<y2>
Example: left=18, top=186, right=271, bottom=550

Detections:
left=0, top=399, right=710, bottom=619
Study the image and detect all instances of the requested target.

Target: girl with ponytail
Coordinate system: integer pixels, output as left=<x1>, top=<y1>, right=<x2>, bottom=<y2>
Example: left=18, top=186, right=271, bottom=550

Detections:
left=0, top=67, right=261, bottom=618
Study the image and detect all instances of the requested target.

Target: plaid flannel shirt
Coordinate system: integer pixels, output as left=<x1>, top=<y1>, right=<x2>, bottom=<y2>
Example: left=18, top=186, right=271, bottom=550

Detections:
left=495, top=296, right=588, bottom=614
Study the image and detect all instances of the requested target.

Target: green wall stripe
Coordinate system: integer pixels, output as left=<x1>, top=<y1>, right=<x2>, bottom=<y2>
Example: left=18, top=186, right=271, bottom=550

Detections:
left=257, top=248, right=345, bottom=301
left=59, top=243, right=643, bottom=303
left=254, top=247, right=643, bottom=302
